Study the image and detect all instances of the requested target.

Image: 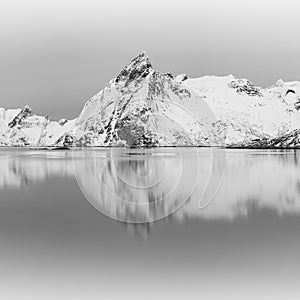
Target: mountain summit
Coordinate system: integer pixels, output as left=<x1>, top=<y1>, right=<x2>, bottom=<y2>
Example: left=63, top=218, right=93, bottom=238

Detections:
left=72, top=52, right=214, bottom=147
left=115, top=52, right=153, bottom=84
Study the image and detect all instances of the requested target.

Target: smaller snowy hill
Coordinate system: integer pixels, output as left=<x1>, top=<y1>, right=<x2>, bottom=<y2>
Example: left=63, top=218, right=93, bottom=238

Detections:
left=181, top=75, right=300, bottom=146
left=0, top=106, right=76, bottom=147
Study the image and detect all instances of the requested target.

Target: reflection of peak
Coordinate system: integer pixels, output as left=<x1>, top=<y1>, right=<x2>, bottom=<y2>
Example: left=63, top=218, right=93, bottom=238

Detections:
left=0, top=151, right=74, bottom=188
left=73, top=150, right=300, bottom=226
left=115, top=51, right=153, bottom=84
left=126, top=223, right=151, bottom=240
left=2, top=150, right=300, bottom=237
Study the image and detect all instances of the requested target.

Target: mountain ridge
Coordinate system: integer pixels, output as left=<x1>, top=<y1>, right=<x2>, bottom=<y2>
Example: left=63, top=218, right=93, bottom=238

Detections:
left=1, top=52, right=300, bottom=148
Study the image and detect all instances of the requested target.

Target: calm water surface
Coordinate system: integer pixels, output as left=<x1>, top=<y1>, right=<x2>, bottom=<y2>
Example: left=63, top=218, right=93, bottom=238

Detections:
left=0, top=148, right=300, bottom=299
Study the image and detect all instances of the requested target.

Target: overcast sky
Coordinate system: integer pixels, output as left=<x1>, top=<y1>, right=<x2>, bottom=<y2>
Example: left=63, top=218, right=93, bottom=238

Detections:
left=0, top=0, right=299, bottom=119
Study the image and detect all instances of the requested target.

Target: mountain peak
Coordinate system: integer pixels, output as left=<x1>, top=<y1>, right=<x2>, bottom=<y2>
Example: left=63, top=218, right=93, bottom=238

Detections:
left=115, top=51, right=153, bottom=84
left=7, top=105, right=33, bottom=128
left=129, top=51, right=151, bottom=67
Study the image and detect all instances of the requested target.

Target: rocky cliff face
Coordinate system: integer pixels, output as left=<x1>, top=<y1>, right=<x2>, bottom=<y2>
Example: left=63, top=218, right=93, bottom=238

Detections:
left=249, top=129, right=300, bottom=148
left=69, top=52, right=216, bottom=147
left=1, top=52, right=300, bottom=148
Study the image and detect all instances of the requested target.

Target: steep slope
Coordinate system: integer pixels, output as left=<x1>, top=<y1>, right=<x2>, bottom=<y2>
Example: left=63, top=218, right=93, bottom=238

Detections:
left=62, top=52, right=217, bottom=147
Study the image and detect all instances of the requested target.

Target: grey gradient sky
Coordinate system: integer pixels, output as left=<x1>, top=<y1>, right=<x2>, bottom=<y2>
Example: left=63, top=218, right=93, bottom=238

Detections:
left=0, top=0, right=299, bottom=119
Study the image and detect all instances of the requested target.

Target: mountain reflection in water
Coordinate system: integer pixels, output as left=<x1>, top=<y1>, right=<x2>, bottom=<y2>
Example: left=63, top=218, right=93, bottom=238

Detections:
left=1, top=148, right=300, bottom=224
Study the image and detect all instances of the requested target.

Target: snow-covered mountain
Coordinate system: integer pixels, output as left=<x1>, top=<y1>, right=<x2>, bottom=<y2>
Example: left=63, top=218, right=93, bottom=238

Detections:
left=1, top=52, right=300, bottom=147
left=62, top=52, right=216, bottom=147
left=0, top=106, right=76, bottom=147
left=180, top=75, right=300, bottom=146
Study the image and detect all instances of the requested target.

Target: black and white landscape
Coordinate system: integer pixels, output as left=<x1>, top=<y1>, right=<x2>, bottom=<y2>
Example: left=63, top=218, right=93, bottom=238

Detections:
left=1, top=1, right=300, bottom=300
left=1, top=52, right=300, bottom=148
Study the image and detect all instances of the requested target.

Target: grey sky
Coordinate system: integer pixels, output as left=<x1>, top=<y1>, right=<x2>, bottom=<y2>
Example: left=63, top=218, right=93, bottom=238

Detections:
left=0, top=0, right=299, bottom=119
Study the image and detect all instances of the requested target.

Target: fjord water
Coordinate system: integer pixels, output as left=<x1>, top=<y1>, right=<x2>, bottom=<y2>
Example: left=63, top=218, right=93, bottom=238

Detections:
left=1, top=148, right=300, bottom=299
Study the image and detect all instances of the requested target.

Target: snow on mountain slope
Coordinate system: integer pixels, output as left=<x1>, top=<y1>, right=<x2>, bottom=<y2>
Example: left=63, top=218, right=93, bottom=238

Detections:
left=63, top=52, right=217, bottom=147
left=62, top=52, right=300, bottom=147
left=182, top=75, right=300, bottom=146
left=1, top=52, right=300, bottom=147
left=0, top=106, right=76, bottom=147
